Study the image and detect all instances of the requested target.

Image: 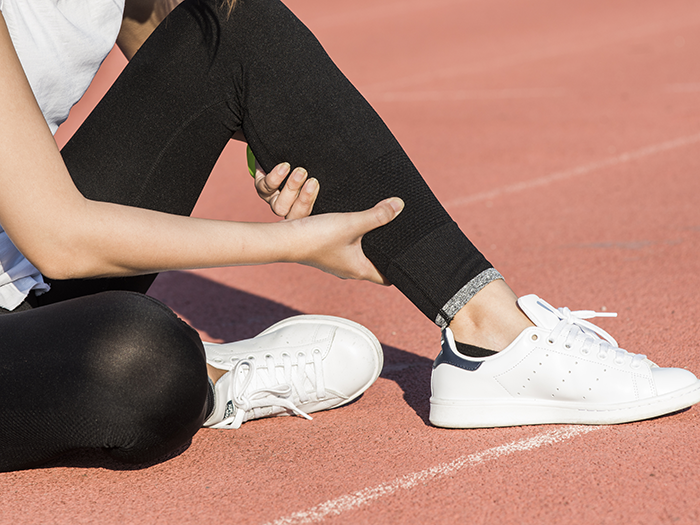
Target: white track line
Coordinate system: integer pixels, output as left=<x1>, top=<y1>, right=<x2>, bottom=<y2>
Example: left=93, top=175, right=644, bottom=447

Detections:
left=265, top=426, right=599, bottom=525
left=666, top=83, right=700, bottom=93
left=443, top=132, right=700, bottom=210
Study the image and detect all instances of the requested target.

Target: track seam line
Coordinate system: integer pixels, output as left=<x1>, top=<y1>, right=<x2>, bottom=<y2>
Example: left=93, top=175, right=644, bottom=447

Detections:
left=443, top=132, right=700, bottom=210
left=263, top=425, right=600, bottom=525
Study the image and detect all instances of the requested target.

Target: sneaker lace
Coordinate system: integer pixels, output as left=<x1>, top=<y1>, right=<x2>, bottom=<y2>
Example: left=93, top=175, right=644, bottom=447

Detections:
left=210, top=350, right=327, bottom=429
left=547, top=306, right=647, bottom=368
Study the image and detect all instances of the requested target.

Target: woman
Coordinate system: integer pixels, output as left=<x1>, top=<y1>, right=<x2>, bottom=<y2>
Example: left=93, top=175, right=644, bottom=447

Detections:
left=1, top=0, right=698, bottom=472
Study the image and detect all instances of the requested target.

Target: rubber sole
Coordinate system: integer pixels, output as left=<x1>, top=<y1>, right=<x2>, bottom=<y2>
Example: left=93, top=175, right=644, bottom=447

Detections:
left=429, top=380, right=700, bottom=428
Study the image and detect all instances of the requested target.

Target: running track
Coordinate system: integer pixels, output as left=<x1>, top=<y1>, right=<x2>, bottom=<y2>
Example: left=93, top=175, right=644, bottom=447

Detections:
left=3, top=0, right=700, bottom=523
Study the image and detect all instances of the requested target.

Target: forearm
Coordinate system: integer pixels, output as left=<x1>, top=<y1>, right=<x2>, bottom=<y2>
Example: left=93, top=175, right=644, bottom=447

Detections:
left=38, top=193, right=402, bottom=285
left=44, top=199, right=300, bottom=279
left=1, top=9, right=399, bottom=289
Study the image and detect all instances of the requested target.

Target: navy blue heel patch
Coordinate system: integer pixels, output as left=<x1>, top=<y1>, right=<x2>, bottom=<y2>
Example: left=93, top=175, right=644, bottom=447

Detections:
left=433, top=334, right=483, bottom=371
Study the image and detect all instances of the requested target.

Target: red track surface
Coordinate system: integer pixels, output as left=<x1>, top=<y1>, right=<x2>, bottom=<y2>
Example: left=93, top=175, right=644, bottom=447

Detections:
left=3, top=0, right=700, bottom=523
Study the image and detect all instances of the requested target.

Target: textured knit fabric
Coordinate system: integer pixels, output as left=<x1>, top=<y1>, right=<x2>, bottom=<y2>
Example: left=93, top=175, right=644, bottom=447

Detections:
left=52, top=0, right=495, bottom=322
left=1, top=0, right=496, bottom=471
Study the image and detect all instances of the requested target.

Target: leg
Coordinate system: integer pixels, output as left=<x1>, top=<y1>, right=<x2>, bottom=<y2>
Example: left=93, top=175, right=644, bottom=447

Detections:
left=0, top=292, right=210, bottom=471
left=449, top=280, right=533, bottom=352
left=39, top=0, right=699, bottom=430
left=168, top=0, right=697, bottom=427
left=50, top=0, right=500, bottom=336
left=200, top=0, right=529, bottom=348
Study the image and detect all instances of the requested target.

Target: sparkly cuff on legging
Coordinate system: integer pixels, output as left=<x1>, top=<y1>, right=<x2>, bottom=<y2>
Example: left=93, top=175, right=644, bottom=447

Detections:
left=434, top=268, right=504, bottom=328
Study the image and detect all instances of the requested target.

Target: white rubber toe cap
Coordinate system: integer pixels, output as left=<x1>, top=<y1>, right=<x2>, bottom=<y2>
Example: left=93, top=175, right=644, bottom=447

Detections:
left=652, top=367, right=700, bottom=396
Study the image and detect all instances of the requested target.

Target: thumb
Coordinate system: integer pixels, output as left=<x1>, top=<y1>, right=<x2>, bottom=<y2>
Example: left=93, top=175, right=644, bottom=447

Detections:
left=364, top=197, right=404, bottom=231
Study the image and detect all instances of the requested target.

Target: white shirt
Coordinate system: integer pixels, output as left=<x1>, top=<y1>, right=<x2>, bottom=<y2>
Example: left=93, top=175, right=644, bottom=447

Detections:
left=0, top=0, right=125, bottom=310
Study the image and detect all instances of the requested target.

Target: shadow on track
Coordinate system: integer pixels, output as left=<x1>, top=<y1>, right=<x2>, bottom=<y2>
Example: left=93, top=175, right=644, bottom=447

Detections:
left=34, top=271, right=432, bottom=471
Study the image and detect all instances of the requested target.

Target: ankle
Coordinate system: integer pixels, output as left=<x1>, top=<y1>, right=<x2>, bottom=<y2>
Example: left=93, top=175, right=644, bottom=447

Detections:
left=207, top=363, right=228, bottom=385
left=448, top=279, right=534, bottom=352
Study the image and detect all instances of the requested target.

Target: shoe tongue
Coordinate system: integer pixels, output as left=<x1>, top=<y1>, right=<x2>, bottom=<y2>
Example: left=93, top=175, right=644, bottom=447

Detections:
left=517, top=294, right=561, bottom=330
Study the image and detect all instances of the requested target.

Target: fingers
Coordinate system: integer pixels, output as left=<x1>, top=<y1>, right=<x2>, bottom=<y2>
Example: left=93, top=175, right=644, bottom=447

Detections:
left=254, top=162, right=318, bottom=218
left=286, top=177, right=319, bottom=220
left=271, top=167, right=313, bottom=217
left=255, top=162, right=290, bottom=200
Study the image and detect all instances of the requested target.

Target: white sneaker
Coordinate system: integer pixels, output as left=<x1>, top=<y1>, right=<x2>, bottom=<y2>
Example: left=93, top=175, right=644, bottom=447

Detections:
left=203, top=315, right=383, bottom=429
left=430, top=294, right=700, bottom=428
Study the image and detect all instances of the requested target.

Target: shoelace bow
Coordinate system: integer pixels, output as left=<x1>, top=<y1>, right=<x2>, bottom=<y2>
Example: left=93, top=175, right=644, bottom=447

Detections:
left=210, top=350, right=328, bottom=429
left=547, top=304, right=647, bottom=367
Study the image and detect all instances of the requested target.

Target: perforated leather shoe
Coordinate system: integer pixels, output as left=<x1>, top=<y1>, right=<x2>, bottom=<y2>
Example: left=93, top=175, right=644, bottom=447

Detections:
left=203, top=315, right=383, bottom=429
left=430, top=295, right=700, bottom=428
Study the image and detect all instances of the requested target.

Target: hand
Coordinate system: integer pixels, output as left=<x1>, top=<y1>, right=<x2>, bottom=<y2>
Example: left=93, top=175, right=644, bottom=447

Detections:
left=255, top=161, right=320, bottom=220
left=290, top=197, right=405, bottom=285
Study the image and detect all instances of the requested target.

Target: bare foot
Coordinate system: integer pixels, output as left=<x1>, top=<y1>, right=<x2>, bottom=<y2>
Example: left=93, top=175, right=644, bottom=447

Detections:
left=448, top=279, right=533, bottom=352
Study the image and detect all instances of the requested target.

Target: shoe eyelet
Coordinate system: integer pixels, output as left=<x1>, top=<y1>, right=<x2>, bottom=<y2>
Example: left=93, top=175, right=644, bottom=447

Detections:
left=547, top=339, right=555, bottom=345
left=531, top=334, right=538, bottom=341
left=581, top=349, right=590, bottom=355
left=565, top=344, right=571, bottom=349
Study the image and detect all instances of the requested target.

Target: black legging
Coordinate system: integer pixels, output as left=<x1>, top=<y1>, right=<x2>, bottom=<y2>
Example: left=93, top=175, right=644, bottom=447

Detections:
left=0, top=292, right=210, bottom=472
left=0, top=0, right=493, bottom=471
left=50, top=0, right=493, bottom=320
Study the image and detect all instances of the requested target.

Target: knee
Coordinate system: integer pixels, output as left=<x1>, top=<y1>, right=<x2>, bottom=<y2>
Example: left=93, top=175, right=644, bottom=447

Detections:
left=77, top=292, right=210, bottom=463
